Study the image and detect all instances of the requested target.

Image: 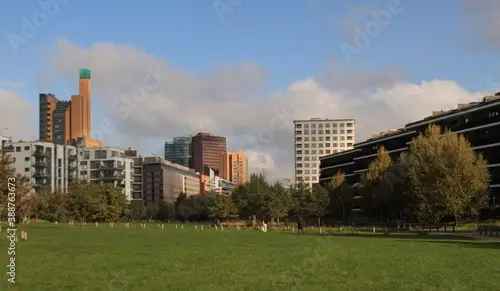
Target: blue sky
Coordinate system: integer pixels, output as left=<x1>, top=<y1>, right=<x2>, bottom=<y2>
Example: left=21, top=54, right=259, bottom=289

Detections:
left=1, top=0, right=499, bottom=96
left=1, top=0, right=499, bottom=178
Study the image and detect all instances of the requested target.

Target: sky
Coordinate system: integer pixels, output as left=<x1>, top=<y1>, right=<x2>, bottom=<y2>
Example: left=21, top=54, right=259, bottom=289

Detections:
left=1, top=0, right=499, bottom=180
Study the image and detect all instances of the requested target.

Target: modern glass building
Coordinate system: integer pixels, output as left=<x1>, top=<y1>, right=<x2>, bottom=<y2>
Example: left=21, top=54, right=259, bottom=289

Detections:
left=164, top=136, right=192, bottom=167
left=319, top=93, right=500, bottom=216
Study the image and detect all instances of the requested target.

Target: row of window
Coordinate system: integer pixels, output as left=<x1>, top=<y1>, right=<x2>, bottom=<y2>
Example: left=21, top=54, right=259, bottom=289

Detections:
left=297, top=135, right=353, bottom=142
left=296, top=145, right=352, bottom=155
left=296, top=169, right=318, bottom=175
left=296, top=129, right=354, bottom=135
left=295, top=122, right=353, bottom=128
left=296, top=163, right=319, bottom=169
left=296, top=142, right=353, bottom=149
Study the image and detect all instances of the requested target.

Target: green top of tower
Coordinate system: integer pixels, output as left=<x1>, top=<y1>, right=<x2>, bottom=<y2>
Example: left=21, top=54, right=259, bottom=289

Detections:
left=79, top=68, right=91, bottom=79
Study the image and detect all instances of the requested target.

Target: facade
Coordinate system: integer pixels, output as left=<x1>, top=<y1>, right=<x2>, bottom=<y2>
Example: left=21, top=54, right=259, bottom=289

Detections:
left=77, top=146, right=133, bottom=201
left=191, top=132, right=227, bottom=176
left=294, top=118, right=356, bottom=187
left=0, top=136, right=11, bottom=151
left=142, top=157, right=200, bottom=204
left=223, top=151, right=249, bottom=186
left=164, top=136, right=192, bottom=167
left=39, top=93, right=58, bottom=142
left=319, top=93, right=500, bottom=212
left=124, top=148, right=144, bottom=201
left=38, top=69, right=102, bottom=148
left=4, top=141, right=78, bottom=193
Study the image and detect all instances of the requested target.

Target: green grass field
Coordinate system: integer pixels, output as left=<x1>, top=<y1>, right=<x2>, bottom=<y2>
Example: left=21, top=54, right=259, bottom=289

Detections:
left=0, top=223, right=499, bottom=291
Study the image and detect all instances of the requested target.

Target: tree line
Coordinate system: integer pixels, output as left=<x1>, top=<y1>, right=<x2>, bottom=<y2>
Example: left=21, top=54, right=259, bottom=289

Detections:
left=0, top=125, right=492, bottom=225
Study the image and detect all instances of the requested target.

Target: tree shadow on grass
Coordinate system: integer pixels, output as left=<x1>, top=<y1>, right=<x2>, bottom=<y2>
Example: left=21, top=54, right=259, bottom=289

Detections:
left=284, top=232, right=500, bottom=250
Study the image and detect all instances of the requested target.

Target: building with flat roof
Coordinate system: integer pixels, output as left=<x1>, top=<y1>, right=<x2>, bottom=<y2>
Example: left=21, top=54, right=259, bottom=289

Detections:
left=294, top=118, right=356, bottom=187
left=319, top=93, right=500, bottom=214
left=191, top=132, right=227, bottom=176
left=164, top=136, right=192, bottom=167
left=4, top=141, right=78, bottom=193
left=142, top=157, right=200, bottom=204
left=223, top=151, right=248, bottom=186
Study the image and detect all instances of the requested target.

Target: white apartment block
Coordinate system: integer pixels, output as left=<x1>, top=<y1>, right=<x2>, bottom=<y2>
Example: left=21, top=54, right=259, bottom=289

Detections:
left=294, top=118, right=356, bottom=187
left=77, top=147, right=134, bottom=201
left=4, top=141, right=78, bottom=193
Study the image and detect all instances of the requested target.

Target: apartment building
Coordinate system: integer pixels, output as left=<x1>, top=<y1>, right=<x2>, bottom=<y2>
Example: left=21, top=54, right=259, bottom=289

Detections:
left=76, top=146, right=134, bottom=200
left=4, top=141, right=78, bottom=193
left=319, top=93, right=500, bottom=213
left=294, top=118, right=356, bottom=187
left=164, top=136, right=192, bottom=167
left=223, top=151, right=248, bottom=186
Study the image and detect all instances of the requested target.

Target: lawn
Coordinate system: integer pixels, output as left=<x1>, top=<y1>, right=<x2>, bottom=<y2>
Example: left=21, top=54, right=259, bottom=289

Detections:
left=0, top=223, right=499, bottom=291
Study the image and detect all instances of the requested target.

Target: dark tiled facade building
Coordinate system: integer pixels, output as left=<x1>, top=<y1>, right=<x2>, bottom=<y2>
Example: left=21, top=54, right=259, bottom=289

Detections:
left=319, top=94, right=500, bottom=213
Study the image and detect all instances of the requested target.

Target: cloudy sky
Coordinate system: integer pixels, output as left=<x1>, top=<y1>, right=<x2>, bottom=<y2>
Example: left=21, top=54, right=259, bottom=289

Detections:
left=1, top=0, right=499, bottom=180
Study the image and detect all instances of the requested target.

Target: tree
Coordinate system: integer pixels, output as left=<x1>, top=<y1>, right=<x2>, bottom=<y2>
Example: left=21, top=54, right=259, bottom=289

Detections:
left=232, top=173, right=271, bottom=219
left=208, top=193, right=237, bottom=221
left=266, top=182, right=292, bottom=223
left=0, top=154, right=34, bottom=221
left=363, top=146, right=393, bottom=220
left=291, top=183, right=329, bottom=227
left=326, top=171, right=353, bottom=222
left=406, top=125, right=489, bottom=224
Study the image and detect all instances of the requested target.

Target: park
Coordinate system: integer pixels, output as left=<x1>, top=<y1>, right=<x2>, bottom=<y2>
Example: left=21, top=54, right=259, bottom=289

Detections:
left=0, top=222, right=499, bottom=291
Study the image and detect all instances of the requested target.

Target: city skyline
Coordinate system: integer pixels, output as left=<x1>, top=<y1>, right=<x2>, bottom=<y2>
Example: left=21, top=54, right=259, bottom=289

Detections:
left=1, top=1, right=500, bottom=181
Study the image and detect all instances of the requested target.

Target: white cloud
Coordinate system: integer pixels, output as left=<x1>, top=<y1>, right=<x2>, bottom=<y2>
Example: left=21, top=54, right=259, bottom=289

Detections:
left=0, top=89, right=35, bottom=140
left=463, top=0, right=500, bottom=48
left=44, top=40, right=482, bottom=181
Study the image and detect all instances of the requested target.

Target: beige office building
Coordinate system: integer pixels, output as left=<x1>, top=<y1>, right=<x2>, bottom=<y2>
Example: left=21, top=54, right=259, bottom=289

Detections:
left=294, top=118, right=356, bottom=187
left=223, top=151, right=248, bottom=186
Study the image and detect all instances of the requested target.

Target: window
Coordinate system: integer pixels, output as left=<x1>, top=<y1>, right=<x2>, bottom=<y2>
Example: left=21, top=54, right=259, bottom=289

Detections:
left=295, top=124, right=302, bottom=128
left=304, top=130, right=309, bottom=135
left=296, top=170, right=302, bottom=174
left=311, top=130, right=316, bottom=134
left=325, top=130, right=330, bottom=134
left=296, top=163, right=302, bottom=168
left=319, top=136, right=323, bottom=141
left=24, top=146, right=30, bottom=151
left=24, top=168, right=29, bottom=172
left=304, top=144, right=309, bottom=148
left=346, top=123, right=353, bottom=127
left=347, top=129, right=353, bottom=134
left=24, top=157, right=30, bottom=162
left=16, top=146, right=21, bottom=152
left=295, top=130, right=302, bottom=135
left=332, top=123, right=337, bottom=127
left=95, top=150, right=107, bottom=159
left=333, top=136, right=338, bottom=141
left=325, top=123, right=330, bottom=128
left=296, top=157, right=302, bottom=161
left=319, top=130, right=324, bottom=134
left=318, top=123, right=323, bottom=128
left=332, top=130, right=337, bottom=134
left=340, top=130, right=345, bottom=134
left=304, top=137, right=309, bottom=141
left=347, top=143, right=353, bottom=147
left=326, top=136, right=331, bottom=141
left=347, top=136, right=353, bottom=140
left=339, top=123, right=345, bottom=127
left=296, top=144, right=302, bottom=148
left=319, top=150, right=324, bottom=154
left=340, top=136, right=345, bottom=141
left=311, top=144, right=316, bottom=148
left=311, top=124, right=316, bottom=128
left=305, top=150, right=309, bottom=154
left=296, top=137, right=302, bottom=141
left=296, top=150, right=302, bottom=155
left=326, top=150, right=331, bottom=154
left=304, top=124, right=309, bottom=128
left=325, top=143, right=330, bottom=147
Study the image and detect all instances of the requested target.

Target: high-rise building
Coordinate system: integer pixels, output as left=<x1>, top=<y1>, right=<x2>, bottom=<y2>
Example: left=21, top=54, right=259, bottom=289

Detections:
left=39, top=93, right=58, bottom=142
left=191, top=132, right=227, bottom=176
left=38, top=69, right=102, bottom=148
left=294, top=118, right=356, bottom=187
left=223, top=151, right=248, bottom=186
left=53, top=101, right=70, bottom=145
left=164, top=136, right=192, bottom=167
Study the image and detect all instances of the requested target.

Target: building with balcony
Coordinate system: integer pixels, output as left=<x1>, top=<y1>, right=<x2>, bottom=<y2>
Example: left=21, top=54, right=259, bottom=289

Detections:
left=319, top=93, right=500, bottom=214
left=4, top=141, right=77, bottom=193
left=294, top=118, right=356, bottom=187
left=76, top=146, right=133, bottom=200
